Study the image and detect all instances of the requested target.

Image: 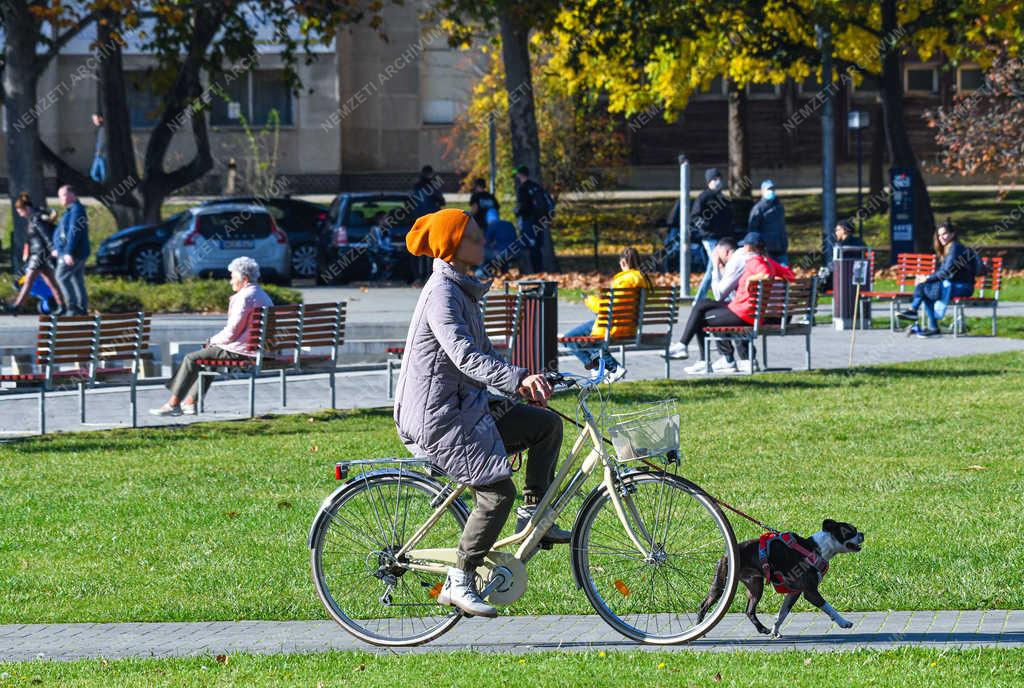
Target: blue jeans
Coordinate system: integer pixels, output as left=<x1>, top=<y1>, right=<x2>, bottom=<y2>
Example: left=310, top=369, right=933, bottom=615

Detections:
left=911, top=280, right=973, bottom=330
left=695, top=239, right=718, bottom=302
left=90, top=155, right=107, bottom=183
left=563, top=320, right=619, bottom=371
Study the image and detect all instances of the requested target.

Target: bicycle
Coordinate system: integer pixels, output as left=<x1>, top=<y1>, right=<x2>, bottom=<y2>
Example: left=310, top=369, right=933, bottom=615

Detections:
left=308, top=363, right=740, bottom=646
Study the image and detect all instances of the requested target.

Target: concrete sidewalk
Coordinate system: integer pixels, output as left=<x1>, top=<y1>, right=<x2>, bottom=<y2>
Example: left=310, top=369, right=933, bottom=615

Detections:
left=1, top=326, right=1022, bottom=436
left=1, top=610, right=1021, bottom=662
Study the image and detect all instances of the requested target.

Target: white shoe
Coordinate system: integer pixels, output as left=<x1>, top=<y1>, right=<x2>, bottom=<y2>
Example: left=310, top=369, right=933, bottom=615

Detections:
left=711, top=357, right=738, bottom=373
left=684, top=360, right=710, bottom=374
left=436, top=567, right=497, bottom=618
left=605, top=367, right=627, bottom=384
left=736, top=360, right=754, bottom=374
left=180, top=403, right=197, bottom=416
left=664, top=342, right=689, bottom=360
left=149, top=404, right=181, bottom=417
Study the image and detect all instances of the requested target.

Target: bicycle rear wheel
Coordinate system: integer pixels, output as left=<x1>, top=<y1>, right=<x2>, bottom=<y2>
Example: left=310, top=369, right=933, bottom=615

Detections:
left=572, top=471, right=739, bottom=644
left=310, top=470, right=468, bottom=646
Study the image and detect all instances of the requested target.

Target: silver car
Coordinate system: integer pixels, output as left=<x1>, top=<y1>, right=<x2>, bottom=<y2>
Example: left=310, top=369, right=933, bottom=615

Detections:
left=162, top=204, right=291, bottom=283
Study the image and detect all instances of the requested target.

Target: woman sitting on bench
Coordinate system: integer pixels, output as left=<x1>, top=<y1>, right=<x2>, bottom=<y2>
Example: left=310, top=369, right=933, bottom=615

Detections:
left=150, top=257, right=273, bottom=417
left=896, top=221, right=980, bottom=338
left=561, top=247, right=653, bottom=382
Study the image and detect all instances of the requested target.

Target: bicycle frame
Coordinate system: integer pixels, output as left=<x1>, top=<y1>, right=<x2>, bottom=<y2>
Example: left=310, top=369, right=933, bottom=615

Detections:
left=396, top=383, right=657, bottom=578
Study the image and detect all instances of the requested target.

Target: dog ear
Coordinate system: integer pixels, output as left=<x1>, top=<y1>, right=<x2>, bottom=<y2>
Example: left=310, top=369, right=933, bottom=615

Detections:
left=822, top=519, right=837, bottom=531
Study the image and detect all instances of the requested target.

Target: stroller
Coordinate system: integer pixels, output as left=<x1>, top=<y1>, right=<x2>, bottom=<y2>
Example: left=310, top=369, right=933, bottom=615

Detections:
left=12, top=272, right=58, bottom=315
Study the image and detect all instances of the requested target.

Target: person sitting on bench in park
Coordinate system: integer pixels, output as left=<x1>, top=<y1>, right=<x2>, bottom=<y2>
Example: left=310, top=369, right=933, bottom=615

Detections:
left=150, top=257, right=273, bottom=417
left=561, top=246, right=653, bottom=382
left=896, top=221, right=981, bottom=338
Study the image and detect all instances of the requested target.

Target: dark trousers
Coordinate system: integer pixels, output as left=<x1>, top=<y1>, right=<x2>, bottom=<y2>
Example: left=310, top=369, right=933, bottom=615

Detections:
left=456, top=402, right=563, bottom=570
left=55, top=260, right=88, bottom=315
left=168, top=346, right=248, bottom=401
left=679, top=300, right=750, bottom=360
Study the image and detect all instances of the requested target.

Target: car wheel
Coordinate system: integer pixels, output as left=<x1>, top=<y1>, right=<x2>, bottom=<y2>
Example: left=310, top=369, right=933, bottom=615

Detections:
left=130, top=244, right=165, bottom=283
left=291, top=243, right=322, bottom=280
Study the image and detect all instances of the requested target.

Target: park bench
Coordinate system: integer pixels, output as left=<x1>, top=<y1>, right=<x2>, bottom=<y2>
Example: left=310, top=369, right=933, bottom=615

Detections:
left=702, top=277, right=818, bottom=374
left=858, top=253, right=936, bottom=331
left=0, top=312, right=151, bottom=434
left=386, top=290, right=521, bottom=398
left=557, top=286, right=680, bottom=378
left=951, top=256, right=1003, bottom=337
left=194, top=302, right=346, bottom=417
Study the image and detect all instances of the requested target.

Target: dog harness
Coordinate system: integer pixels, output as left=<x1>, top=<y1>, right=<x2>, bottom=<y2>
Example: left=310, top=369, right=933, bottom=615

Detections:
left=758, top=531, right=828, bottom=594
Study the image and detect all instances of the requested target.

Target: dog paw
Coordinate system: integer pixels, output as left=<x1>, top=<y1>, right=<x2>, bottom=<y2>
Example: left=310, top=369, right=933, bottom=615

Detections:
left=769, top=631, right=782, bottom=640
left=838, top=619, right=854, bottom=629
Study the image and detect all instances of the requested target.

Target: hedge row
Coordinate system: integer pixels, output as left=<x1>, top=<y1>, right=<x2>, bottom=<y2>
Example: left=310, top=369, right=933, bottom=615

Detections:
left=0, top=275, right=302, bottom=315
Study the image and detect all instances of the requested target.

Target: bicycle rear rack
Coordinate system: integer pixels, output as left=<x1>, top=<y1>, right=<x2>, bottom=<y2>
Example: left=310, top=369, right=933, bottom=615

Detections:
left=334, top=457, right=443, bottom=481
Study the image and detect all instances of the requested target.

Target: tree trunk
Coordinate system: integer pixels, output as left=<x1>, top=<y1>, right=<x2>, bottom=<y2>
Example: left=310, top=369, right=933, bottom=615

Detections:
left=880, top=0, right=934, bottom=251
left=869, top=102, right=886, bottom=204
left=2, top=4, right=46, bottom=273
left=726, top=80, right=751, bottom=199
left=498, top=11, right=543, bottom=185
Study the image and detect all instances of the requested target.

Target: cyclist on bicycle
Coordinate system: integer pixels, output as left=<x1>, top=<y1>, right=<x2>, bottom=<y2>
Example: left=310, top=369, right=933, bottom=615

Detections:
left=393, top=208, right=569, bottom=618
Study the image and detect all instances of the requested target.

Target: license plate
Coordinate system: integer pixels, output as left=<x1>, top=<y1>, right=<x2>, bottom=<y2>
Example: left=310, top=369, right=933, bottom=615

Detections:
left=220, top=240, right=254, bottom=249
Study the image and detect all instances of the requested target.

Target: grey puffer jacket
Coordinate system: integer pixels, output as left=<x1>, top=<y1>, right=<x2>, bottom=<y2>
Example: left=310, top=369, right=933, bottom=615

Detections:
left=394, top=259, right=529, bottom=487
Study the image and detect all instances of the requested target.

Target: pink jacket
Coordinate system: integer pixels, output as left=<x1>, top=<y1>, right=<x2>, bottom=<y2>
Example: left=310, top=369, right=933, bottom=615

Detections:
left=208, top=284, right=274, bottom=356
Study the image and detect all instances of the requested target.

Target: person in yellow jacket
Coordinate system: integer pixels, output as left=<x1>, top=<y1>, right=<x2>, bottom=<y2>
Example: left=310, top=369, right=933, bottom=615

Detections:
left=562, top=247, right=653, bottom=381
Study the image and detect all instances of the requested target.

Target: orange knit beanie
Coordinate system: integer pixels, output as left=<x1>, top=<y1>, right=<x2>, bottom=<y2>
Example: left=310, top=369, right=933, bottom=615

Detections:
left=405, top=208, right=471, bottom=262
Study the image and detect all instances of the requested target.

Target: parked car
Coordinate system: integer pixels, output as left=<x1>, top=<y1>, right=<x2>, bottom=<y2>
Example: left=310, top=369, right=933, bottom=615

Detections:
left=162, top=204, right=291, bottom=283
left=200, top=197, right=328, bottom=280
left=319, top=192, right=418, bottom=283
left=95, top=212, right=186, bottom=282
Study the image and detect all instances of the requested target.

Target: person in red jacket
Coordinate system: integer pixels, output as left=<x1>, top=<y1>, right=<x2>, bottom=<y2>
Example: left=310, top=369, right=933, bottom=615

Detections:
left=677, top=232, right=793, bottom=374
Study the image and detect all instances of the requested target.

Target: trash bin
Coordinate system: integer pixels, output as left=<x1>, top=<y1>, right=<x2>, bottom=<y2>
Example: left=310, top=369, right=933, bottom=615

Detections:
left=832, top=245, right=871, bottom=330
left=512, top=280, right=559, bottom=373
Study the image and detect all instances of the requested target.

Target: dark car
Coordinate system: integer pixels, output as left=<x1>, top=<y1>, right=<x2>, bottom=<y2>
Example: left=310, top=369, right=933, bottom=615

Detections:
left=94, top=197, right=329, bottom=283
left=201, top=197, right=327, bottom=280
left=95, top=212, right=185, bottom=282
left=319, top=193, right=418, bottom=284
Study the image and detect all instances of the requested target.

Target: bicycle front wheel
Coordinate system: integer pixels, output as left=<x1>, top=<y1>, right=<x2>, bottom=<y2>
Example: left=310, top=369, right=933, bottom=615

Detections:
left=310, top=470, right=469, bottom=646
left=572, top=471, right=739, bottom=644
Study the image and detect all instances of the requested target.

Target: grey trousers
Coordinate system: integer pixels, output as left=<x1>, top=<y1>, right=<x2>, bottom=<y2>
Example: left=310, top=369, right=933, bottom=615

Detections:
left=55, top=260, right=88, bottom=315
left=168, top=346, right=248, bottom=401
left=456, top=402, right=563, bottom=571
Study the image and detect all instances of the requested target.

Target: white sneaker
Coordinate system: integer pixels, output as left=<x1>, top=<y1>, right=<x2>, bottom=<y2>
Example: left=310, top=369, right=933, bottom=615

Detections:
left=605, top=367, right=627, bottom=384
left=736, top=360, right=753, bottom=374
left=436, top=567, right=497, bottom=618
left=664, top=342, right=689, bottom=360
left=149, top=404, right=181, bottom=417
left=180, top=403, right=197, bottom=416
left=711, top=357, right=738, bottom=373
left=684, top=360, right=710, bottom=374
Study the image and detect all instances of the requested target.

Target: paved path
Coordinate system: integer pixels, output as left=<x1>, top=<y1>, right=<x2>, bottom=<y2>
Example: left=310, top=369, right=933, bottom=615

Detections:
left=1, top=611, right=1021, bottom=662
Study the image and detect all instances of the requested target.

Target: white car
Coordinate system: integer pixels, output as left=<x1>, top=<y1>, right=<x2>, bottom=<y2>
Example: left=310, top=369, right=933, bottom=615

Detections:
left=162, top=204, right=291, bottom=283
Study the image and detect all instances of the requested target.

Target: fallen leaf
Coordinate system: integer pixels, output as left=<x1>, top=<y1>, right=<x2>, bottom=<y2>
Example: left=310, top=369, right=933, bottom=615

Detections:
left=310, top=444, right=319, bottom=453
left=277, top=501, right=293, bottom=510
left=804, top=658, right=812, bottom=666
left=963, top=465, right=987, bottom=471
left=355, top=663, right=366, bottom=672
left=657, top=662, right=666, bottom=670
left=215, top=655, right=228, bottom=665
left=713, top=672, right=723, bottom=682
left=360, top=286, right=369, bottom=293
left=226, top=512, right=238, bottom=519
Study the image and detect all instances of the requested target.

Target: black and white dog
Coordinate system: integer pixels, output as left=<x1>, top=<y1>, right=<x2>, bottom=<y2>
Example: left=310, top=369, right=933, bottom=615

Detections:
left=698, top=519, right=865, bottom=638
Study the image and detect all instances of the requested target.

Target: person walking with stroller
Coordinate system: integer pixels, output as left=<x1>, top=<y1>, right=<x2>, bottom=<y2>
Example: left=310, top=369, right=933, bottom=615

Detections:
left=3, top=193, right=64, bottom=314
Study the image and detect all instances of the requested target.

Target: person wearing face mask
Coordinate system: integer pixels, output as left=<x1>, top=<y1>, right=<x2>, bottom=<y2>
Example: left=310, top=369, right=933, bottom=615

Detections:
left=747, top=180, right=788, bottom=265
left=690, top=168, right=734, bottom=302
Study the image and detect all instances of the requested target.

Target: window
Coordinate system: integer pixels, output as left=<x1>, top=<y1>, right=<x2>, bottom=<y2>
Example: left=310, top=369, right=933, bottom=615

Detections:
left=420, top=46, right=469, bottom=125
left=799, top=75, right=820, bottom=96
left=852, top=73, right=881, bottom=96
left=210, top=69, right=293, bottom=127
left=126, top=71, right=164, bottom=128
left=747, top=82, right=779, bottom=98
left=904, top=65, right=938, bottom=95
left=957, top=66, right=985, bottom=93
left=422, top=99, right=459, bottom=125
left=694, top=76, right=726, bottom=99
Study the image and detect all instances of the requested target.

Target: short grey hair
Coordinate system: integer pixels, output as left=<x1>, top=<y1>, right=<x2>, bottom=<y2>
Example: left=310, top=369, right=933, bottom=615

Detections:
left=228, top=256, right=260, bottom=282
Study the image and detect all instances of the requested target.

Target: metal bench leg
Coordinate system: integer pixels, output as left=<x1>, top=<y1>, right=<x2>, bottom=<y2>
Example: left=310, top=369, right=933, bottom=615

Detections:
left=79, top=381, right=86, bottom=423
left=130, top=374, right=138, bottom=428
left=279, top=369, right=287, bottom=407
left=747, top=339, right=756, bottom=375
left=619, top=344, right=626, bottom=367
left=664, top=346, right=670, bottom=379
left=805, top=332, right=812, bottom=370
left=761, top=335, right=768, bottom=370
left=330, top=371, right=337, bottom=409
left=249, top=371, right=257, bottom=418
left=993, top=304, right=998, bottom=337
left=39, top=387, right=46, bottom=435
left=953, top=304, right=962, bottom=338
left=387, top=359, right=396, bottom=399
left=889, top=301, right=896, bottom=332
left=704, top=338, right=712, bottom=373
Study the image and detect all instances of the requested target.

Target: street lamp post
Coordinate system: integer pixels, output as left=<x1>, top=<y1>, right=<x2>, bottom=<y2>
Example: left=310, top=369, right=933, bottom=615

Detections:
left=848, top=110, right=869, bottom=237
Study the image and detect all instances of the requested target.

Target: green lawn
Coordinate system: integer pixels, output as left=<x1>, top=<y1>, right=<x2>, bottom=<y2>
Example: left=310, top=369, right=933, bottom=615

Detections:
left=2, top=353, right=1022, bottom=625
left=2, top=648, right=1022, bottom=687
